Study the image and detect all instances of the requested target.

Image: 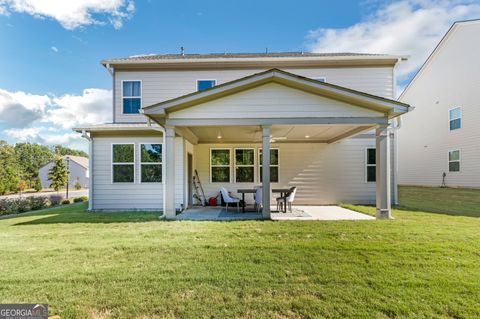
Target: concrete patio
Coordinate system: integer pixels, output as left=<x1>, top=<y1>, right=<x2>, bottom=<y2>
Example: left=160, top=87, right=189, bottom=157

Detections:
left=175, top=205, right=374, bottom=221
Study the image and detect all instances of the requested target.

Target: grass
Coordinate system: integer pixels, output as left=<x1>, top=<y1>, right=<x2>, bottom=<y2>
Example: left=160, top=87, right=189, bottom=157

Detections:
left=1, top=187, right=480, bottom=318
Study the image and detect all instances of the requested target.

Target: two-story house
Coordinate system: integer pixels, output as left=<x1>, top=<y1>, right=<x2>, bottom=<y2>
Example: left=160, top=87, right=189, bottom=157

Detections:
left=398, top=20, right=480, bottom=188
left=74, top=52, right=410, bottom=219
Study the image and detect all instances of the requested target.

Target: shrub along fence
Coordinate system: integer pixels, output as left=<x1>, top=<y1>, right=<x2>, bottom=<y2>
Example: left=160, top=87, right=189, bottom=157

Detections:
left=0, top=195, right=88, bottom=216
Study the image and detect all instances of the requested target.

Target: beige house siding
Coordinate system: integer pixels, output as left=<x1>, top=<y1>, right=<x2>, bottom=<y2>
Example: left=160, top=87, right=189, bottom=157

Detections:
left=91, top=135, right=164, bottom=210
left=114, top=66, right=394, bottom=123
left=398, top=21, right=480, bottom=188
left=169, top=82, right=384, bottom=119
left=193, top=138, right=377, bottom=205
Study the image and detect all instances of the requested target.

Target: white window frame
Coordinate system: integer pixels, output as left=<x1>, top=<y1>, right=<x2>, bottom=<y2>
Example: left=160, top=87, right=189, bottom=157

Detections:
left=258, top=148, right=280, bottom=183
left=210, top=148, right=231, bottom=183
left=111, top=143, right=135, bottom=184
left=197, top=79, right=217, bottom=91
left=234, top=148, right=255, bottom=183
left=121, top=80, right=142, bottom=114
left=140, top=143, right=163, bottom=184
left=448, top=149, right=461, bottom=173
left=312, top=77, right=326, bottom=82
left=448, top=106, right=462, bottom=131
left=365, top=147, right=376, bottom=183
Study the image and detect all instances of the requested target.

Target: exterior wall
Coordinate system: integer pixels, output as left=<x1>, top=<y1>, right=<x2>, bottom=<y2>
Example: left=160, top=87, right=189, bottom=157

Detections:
left=398, top=22, right=480, bottom=188
left=39, top=160, right=89, bottom=190
left=169, top=82, right=383, bottom=119
left=91, top=135, right=164, bottom=210
left=114, top=66, right=394, bottom=123
left=193, top=138, right=378, bottom=206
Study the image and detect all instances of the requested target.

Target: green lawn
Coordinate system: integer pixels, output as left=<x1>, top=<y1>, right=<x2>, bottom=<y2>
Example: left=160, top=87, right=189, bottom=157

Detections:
left=1, top=187, right=480, bottom=318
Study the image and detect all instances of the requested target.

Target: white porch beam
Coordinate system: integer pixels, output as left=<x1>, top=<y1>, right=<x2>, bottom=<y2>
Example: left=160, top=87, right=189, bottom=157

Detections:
left=164, top=126, right=176, bottom=219
left=261, top=126, right=271, bottom=219
left=174, top=126, right=199, bottom=145
left=375, top=126, right=391, bottom=219
left=327, top=125, right=375, bottom=144
left=165, top=117, right=389, bottom=127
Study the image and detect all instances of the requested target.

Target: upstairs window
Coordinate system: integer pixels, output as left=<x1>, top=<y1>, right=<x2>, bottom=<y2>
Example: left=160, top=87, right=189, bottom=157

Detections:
left=449, top=107, right=461, bottom=130
left=197, top=79, right=216, bottom=91
left=448, top=150, right=460, bottom=172
left=366, top=148, right=376, bottom=182
left=122, top=81, right=141, bottom=114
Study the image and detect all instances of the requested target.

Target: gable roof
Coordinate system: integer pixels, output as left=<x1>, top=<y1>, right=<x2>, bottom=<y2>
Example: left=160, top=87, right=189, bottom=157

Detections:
left=400, top=19, right=480, bottom=100
left=64, top=155, right=89, bottom=169
left=142, top=68, right=410, bottom=118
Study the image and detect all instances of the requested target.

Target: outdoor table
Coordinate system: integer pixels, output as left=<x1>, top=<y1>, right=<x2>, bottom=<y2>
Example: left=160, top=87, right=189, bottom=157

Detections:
left=237, top=188, right=291, bottom=213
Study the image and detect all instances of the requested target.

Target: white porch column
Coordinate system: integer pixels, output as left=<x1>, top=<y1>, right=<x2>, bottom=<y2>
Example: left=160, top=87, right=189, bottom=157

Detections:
left=164, top=126, right=176, bottom=219
left=375, top=125, right=391, bottom=219
left=262, top=126, right=271, bottom=219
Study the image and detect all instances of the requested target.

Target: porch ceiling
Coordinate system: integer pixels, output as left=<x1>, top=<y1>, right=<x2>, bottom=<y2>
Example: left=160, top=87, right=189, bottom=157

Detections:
left=183, top=124, right=374, bottom=144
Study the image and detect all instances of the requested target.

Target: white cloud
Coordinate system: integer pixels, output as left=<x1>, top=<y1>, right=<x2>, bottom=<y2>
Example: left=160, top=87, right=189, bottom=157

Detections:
left=51, top=46, right=58, bottom=52
left=306, top=0, right=480, bottom=82
left=0, top=87, right=111, bottom=151
left=0, top=0, right=135, bottom=30
left=46, top=88, right=112, bottom=129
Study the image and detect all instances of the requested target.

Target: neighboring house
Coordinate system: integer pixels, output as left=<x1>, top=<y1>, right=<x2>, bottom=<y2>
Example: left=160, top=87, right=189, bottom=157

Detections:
left=74, top=52, right=410, bottom=219
left=398, top=20, right=480, bottom=188
left=38, top=155, right=89, bottom=189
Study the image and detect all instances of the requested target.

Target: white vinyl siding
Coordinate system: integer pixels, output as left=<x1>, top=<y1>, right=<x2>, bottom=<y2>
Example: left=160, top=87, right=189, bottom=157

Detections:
left=399, top=22, right=480, bottom=187
left=194, top=139, right=378, bottom=206
left=114, top=66, right=394, bottom=123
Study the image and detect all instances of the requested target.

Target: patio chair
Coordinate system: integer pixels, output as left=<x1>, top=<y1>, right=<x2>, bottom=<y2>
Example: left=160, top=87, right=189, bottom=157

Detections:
left=276, top=187, right=297, bottom=213
left=220, top=187, right=240, bottom=212
left=254, top=187, right=263, bottom=213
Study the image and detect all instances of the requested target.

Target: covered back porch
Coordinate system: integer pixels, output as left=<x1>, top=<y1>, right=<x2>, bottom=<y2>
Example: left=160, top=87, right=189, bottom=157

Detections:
left=142, top=69, right=409, bottom=219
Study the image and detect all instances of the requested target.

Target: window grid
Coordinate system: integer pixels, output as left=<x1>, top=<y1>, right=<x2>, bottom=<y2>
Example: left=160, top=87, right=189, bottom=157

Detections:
left=140, top=143, right=163, bottom=183
left=122, top=80, right=142, bottom=114
left=112, top=143, right=135, bottom=183
left=366, top=148, right=376, bottom=183
left=449, top=107, right=462, bottom=130
left=210, top=148, right=231, bottom=183
left=234, top=148, right=255, bottom=183
left=448, top=150, right=460, bottom=172
left=258, top=148, right=280, bottom=183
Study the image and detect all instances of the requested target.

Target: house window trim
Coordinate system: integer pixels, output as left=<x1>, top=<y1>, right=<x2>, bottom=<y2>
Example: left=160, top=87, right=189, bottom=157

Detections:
left=448, top=106, right=462, bottom=131
left=313, top=77, right=327, bottom=82
left=121, top=80, right=142, bottom=115
left=111, top=143, right=136, bottom=184
left=448, top=149, right=461, bottom=173
left=258, top=148, right=280, bottom=183
left=140, top=143, right=163, bottom=184
left=197, top=79, right=217, bottom=92
left=234, top=148, right=256, bottom=184
left=210, top=148, right=231, bottom=183
left=365, top=147, right=376, bottom=183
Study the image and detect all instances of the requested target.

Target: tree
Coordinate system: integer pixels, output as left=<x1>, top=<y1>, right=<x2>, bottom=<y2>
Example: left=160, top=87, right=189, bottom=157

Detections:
left=74, top=177, right=82, bottom=190
left=34, top=178, right=42, bottom=192
left=15, top=143, right=53, bottom=187
left=0, top=141, right=20, bottom=195
left=48, top=156, right=68, bottom=193
left=53, top=145, right=88, bottom=158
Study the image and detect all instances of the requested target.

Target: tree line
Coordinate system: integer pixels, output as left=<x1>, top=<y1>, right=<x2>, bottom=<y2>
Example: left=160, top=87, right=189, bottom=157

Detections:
left=0, top=141, right=88, bottom=195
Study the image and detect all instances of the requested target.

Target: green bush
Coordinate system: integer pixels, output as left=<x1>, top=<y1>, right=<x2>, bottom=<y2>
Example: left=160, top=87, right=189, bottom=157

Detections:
left=28, top=196, right=48, bottom=210
left=73, top=196, right=88, bottom=203
left=49, top=194, right=64, bottom=206
left=74, top=177, right=82, bottom=190
left=61, top=199, right=71, bottom=205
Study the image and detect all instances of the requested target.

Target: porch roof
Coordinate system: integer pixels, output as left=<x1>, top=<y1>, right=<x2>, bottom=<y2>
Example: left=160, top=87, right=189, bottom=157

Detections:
left=142, top=68, right=410, bottom=119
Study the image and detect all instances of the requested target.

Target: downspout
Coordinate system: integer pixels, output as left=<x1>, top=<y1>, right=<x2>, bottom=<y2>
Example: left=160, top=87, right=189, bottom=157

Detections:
left=104, top=64, right=115, bottom=123
left=390, top=57, right=404, bottom=206
left=81, top=130, right=94, bottom=211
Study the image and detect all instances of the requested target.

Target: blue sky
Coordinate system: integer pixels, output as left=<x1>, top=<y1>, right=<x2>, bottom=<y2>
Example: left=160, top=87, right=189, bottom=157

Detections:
left=0, top=0, right=479, bottom=151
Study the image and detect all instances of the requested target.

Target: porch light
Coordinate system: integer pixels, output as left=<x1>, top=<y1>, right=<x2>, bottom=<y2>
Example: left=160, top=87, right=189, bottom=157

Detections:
left=305, top=135, right=310, bottom=138
left=217, top=130, right=222, bottom=139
